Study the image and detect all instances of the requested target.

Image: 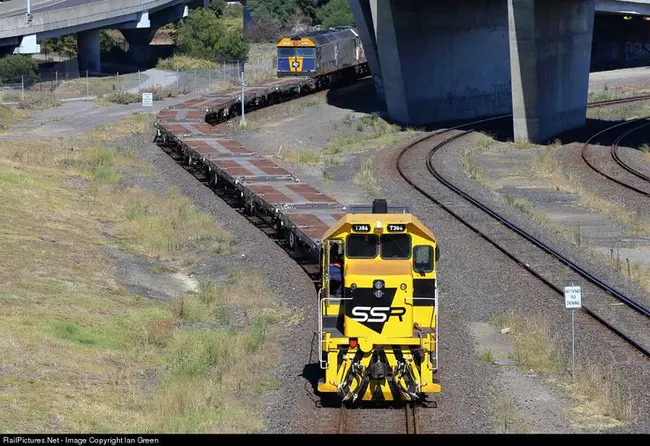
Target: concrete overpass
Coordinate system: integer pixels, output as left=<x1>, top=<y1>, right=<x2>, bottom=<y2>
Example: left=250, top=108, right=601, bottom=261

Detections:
left=349, top=0, right=650, bottom=143
left=0, top=0, right=208, bottom=73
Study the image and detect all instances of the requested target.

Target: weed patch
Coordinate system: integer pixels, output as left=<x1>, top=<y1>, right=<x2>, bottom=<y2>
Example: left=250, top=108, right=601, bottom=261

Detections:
left=491, top=311, right=633, bottom=429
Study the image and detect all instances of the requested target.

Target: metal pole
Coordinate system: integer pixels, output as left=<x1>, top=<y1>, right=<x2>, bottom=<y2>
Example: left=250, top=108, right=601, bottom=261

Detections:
left=240, top=66, right=246, bottom=126
left=86, top=70, right=89, bottom=99
left=571, top=309, right=575, bottom=378
left=138, top=70, right=141, bottom=91
left=21, top=75, right=24, bottom=99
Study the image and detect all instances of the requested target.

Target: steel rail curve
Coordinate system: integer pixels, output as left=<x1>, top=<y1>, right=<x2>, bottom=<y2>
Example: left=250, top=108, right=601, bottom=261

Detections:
left=611, top=124, right=650, bottom=185
left=395, top=118, right=650, bottom=359
left=581, top=118, right=650, bottom=197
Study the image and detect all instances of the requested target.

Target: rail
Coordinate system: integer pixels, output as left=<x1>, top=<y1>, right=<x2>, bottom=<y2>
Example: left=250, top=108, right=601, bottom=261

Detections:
left=581, top=117, right=650, bottom=197
left=396, top=114, right=650, bottom=359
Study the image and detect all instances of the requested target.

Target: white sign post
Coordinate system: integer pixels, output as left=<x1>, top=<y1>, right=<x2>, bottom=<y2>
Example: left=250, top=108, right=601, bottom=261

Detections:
left=564, top=285, right=582, bottom=378
left=142, top=92, right=153, bottom=129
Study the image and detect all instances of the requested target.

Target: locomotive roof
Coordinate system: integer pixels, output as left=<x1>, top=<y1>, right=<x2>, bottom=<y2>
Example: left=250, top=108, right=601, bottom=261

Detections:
left=282, top=26, right=359, bottom=46
left=321, top=213, right=437, bottom=242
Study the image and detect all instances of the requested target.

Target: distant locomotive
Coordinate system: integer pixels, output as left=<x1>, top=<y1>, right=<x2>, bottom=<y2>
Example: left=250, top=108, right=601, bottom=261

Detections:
left=276, top=26, right=369, bottom=84
left=318, top=199, right=441, bottom=402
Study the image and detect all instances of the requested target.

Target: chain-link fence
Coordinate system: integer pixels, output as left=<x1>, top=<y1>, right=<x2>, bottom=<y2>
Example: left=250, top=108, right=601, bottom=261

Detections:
left=0, top=57, right=276, bottom=104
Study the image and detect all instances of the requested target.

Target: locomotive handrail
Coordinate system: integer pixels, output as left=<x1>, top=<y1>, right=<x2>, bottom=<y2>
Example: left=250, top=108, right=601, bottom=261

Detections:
left=319, top=294, right=353, bottom=370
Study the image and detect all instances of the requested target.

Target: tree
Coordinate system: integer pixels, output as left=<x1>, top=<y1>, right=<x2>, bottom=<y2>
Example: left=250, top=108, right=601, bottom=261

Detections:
left=40, top=35, right=77, bottom=58
left=247, top=0, right=299, bottom=29
left=296, top=0, right=317, bottom=22
left=246, top=14, right=283, bottom=43
left=210, top=0, right=227, bottom=17
left=176, top=9, right=249, bottom=62
left=316, top=0, right=353, bottom=28
left=0, top=55, right=38, bottom=83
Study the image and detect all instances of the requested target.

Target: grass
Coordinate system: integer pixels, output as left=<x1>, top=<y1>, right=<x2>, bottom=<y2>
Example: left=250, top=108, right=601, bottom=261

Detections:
left=47, top=73, right=141, bottom=100
left=0, top=112, right=287, bottom=433
left=491, top=311, right=632, bottom=430
left=157, top=55, right=219, bottom=71
left=104, top=86, right=181, bottom=105
left=586, top=101, right=650, bottom=121
left=461, top=132, right=496, bottom=186
left=353, top=157, right=380, bottom=198
left=283, top=112, right=419, bottom=167
left=529, top=144, right=650, bottom=238
left=504, top=195, right=548, bottom=224
left=493, top=393, right=530, bottom=434
left=0, top=104, right=30, bottom=131
left=642, top=144, right=650, bottom=164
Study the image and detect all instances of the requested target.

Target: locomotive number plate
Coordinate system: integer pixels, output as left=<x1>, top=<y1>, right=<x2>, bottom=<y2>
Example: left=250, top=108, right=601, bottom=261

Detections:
left=387, top=224, right=406, bottom=232
left=352, top=224, right=371, bottom=232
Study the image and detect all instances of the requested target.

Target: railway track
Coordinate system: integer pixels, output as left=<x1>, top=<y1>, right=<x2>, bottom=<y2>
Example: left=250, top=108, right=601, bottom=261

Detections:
left=581, top=117, right=650, bottom=197
left=338, top=403, right=419, bottom=434
left=396, top=116, right=650, bottom=360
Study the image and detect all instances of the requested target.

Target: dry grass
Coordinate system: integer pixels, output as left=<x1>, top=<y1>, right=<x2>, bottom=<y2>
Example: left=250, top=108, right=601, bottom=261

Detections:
left=353, top=157, right=380, bottom=198
left=642, top=144, right=650, bottom=164
left=493, top=393, right=530, bottom=434
left=565, top=363, right=633, bottom=430
left=530, top=143, right=650, bottom=238
left=586, top=101, right=650, bottom=121
left=491, top=311, right=632, bottom=430
left=17, top=91, right=59, bottom=110
left=283, top=113, right=418, bottom=167
left=491, top=311, right=562, bottom=374
left=157, top=55, right=219, bottom=71
left=505, top=195, right=548, bottom=224
left=0, top=113, right=285, bottom=433
left=51, top=74, right=141, bottom=100
left=145, top=269, right=293, bottom=433
left=0, top=105, right=30, bottom=131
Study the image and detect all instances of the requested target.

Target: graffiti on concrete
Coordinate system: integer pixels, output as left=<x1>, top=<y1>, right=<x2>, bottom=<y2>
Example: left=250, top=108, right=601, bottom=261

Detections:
left=624, top=41, right=650, bottom=63
left=445, top=82, right=512, bottom=114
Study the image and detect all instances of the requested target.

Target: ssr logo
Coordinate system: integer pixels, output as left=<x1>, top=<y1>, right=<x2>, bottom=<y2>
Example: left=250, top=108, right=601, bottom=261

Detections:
left=350, top=306, right=407, bottom=323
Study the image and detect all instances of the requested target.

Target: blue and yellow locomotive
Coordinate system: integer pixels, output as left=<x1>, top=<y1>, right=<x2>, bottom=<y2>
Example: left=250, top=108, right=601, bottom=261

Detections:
left=277, top=26, right=368, bottom=82
left=317, top=199, right=441, bottom=403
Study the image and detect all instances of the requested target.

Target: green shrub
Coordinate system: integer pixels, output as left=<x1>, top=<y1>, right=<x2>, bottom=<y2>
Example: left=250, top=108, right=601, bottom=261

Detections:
left=0, top=55, right=38, bottom=84
left=157, top=55, right=218, bottom=71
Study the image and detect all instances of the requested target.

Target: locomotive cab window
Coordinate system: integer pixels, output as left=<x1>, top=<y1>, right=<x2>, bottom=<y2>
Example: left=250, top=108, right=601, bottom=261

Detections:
left=413, top=245, right=434, bottom=274
left=278, top=48, right=295, bottom=57
left=346, top=234, right=378, bottom=258
left=380, top=234, right=411, bottom=260
left=277, top=48, right=316, bottom=57
left=296, top=48, right=316, bottom=57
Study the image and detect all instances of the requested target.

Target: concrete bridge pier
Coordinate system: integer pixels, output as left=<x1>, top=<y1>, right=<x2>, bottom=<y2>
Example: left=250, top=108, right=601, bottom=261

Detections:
left=121, top=28, right=159, bottom=67
left=356, top=0, right=513, bottom=125
left=508, top=0, right=596, bottom=142
left=349, top=0, right=384, bottom=101
left=77, top=29, right=101, bottom=75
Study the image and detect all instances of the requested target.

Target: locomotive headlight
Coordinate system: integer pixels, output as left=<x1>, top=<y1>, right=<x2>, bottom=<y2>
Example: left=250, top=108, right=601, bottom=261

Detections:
left=350, top=283, right=357, bottom=290
left=374, top=290, right=384, bottom=299
left=373, top=280, right=384, bottom=290
left=400, top=283, right=407, bottom=291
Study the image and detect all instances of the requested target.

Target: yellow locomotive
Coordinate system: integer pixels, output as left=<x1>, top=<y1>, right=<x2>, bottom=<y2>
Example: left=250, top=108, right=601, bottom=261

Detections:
left=317, top=199, right=440, bottom=403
